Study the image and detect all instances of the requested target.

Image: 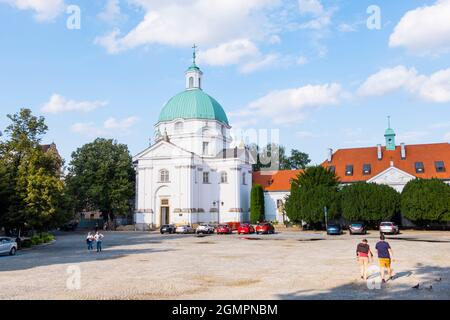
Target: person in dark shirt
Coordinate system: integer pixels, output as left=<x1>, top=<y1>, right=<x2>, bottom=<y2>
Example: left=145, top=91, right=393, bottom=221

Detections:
left=356, top=239, right=373, bottom=280
left=376, top=234, right=394, bottom=283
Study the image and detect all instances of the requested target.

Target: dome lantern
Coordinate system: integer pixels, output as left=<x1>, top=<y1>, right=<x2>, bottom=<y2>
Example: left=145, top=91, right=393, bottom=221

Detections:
left=185, top=44, right=203, bottom=90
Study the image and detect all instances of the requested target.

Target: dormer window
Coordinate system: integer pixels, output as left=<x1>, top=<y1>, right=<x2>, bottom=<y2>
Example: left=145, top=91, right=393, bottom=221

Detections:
left=345, top=165, right=353, bottom=176
left=415, top=162, right=425, bottom=173
left=363, top=164, right=371, bottom=175
left=435, top=161, right=446, bottom=172
left=328, top=166, right=336, bottom=173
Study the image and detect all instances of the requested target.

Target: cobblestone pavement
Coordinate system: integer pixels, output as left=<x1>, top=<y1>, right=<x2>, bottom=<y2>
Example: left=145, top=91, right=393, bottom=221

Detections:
left=1, top=230, right=449, bottom=300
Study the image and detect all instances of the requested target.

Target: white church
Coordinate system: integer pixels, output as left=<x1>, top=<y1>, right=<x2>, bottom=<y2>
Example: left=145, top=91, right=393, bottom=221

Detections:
left=133, top=54, right=253, bottom=230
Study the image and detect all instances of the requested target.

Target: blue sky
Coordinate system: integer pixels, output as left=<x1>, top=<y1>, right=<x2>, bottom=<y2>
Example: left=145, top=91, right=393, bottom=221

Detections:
left=1, top=0, right=450, bottom=165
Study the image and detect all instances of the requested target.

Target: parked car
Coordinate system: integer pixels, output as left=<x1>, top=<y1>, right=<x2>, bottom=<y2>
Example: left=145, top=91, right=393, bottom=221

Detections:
left=175, top=225, right=195, bottom=234
left=349, top=223, right=367, bottom=235
left=237, top=223, right=255, bottom=235
left=0, top=237, right=18, bottom=256
left=326, top=224, right=343, bottom=235
left=216, top=224, right=233, bottom=235
left=196, top=224, right=215, bottom=234
left=379, top=222, right=399, bottom=235
left=160, top=224, right=176, bottom=234
left=256, top=222, right=275, bottom=235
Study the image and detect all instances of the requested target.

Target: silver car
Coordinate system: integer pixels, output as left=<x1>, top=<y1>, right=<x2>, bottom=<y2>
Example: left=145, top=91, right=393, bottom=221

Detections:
left=196, top=224, right=215, bottom=234
left=379, top=222, right=399, bottom=235
left=175, top=225, right=195, bottom=234
left=0, top=237, right=18, bottom=256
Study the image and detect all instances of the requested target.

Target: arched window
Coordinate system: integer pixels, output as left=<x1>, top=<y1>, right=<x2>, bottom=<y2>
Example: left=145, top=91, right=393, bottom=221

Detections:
left=175, top=121, right=183, bottom=132
left=220, top=171, right=228, bottom=183
left=160, top=169, right=169, bottom=183
left=242, top=172, right=246, bottom=185
left=189, top=77, right=194, bottom=88
left=198, top=77, right=201, bottom=89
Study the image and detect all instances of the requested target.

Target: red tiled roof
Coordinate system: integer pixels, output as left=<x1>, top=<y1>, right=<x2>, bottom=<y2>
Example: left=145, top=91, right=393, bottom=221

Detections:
left=321, top=143, right=450, bottom=183
left=252, top=170, right=303, bottom=192
left=252, top=143, right=450, bottom=191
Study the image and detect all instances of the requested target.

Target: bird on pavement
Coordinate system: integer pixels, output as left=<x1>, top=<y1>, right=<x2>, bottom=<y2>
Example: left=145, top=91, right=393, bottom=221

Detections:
left=412, top=284, right=420, bottom=289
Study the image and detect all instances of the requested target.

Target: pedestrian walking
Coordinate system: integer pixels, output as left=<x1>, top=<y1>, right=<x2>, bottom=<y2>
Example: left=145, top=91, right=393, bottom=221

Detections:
left=86, top=232, right=94, bottom=251
left=376, top=234, right=394, bottom=283
left=94, top=231, right=104, bottom=253
left=356, top=239, right=373, bottom=281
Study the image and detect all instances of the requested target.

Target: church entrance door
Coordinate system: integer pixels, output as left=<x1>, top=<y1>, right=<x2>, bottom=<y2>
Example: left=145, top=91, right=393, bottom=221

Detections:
left=160, top=199, right=170, bottom=225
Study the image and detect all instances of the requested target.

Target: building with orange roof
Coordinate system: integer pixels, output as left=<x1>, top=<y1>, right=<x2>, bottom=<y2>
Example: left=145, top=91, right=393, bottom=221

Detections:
left=252, top=124, right=450, bottom=224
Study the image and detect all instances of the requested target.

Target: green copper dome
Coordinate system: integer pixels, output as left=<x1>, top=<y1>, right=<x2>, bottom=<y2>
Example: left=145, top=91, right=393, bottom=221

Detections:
left=158, top=89, right=229, bottom=125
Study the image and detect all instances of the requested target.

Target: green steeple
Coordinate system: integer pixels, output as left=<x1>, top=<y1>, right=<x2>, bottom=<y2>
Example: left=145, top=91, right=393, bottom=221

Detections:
left=384, top=116, right=396, bottom=151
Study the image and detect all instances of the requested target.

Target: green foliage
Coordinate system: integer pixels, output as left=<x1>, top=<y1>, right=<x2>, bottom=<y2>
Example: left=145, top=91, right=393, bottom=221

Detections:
left=340, top=182, right=400, bottom=223
left=250, top=184, right=265, bottom=223
left=66, top=138, right=135, bottom=221
left=0, top=108, right=68, bottom=231
left=285, top=166, right=340, bottom=225
left=30, top=233, right=54, bottom=245
left=401, top=179, right=450, bottom=224
left=250, top=143, right=311, bottom=171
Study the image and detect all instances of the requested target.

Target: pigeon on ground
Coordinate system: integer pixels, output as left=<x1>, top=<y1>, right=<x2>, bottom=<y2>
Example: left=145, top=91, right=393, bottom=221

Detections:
left=426, top=285, right=433, bottom=291
left=435, top=278, right=442, bottom=282
left=412, top=284, right=420, bottom=289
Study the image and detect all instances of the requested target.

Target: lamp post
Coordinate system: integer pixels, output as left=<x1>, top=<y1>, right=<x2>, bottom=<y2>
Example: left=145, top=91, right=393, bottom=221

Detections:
left=324, top=206, right=328, bottom=230
left=213, top=201, right=224, bottom=225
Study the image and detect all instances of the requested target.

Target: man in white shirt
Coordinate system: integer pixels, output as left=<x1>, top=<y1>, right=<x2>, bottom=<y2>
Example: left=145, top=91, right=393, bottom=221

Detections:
left=94, top=232, right=104, bottom=252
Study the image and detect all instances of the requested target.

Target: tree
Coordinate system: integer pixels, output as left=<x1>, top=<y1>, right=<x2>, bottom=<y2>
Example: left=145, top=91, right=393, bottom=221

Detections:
left=283, top=149, right=311, bottom=170
left=0, top=108, right=66, bottom=232
left=250, top=184, right=265, bottom=223
left=66, top=138, right=135, bottom=221
left=401, top=179, right=450, bottom=225
left=285, top=166, right=340, bottom=226
left=251, top=143, right=310, bottom=171
left=340, top=182, right=400, bottom=224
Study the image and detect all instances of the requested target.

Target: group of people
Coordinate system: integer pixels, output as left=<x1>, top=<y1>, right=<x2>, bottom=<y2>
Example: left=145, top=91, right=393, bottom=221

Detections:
left=356, top=234, right=393, bottom=282
left=86, top=231, right=104, bottom=253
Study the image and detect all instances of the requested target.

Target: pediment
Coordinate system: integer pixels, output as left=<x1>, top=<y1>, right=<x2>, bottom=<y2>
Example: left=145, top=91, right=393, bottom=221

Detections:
left=133, top=141, right=193, bottom=161
left=368, top=167, right=415, bottom=185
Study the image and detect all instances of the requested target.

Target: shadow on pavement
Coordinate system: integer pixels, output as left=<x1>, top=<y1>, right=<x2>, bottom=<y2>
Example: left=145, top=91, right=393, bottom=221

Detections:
left=277, top=264, right=450, bottom=300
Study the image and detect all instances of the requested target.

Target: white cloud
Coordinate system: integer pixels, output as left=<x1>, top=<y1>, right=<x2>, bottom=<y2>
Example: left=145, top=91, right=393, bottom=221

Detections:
left=41, top=94, right=108, bottom=114
left=198, top=39, right=259, bottom=66
left=72, top=117, right=139, bottom=138
left=296, top=55, right=308, bottom=65
left=337, top=23, right=357, bottom=32
left=98, top=0, right=126, bottom=24
left=298, top=0, right=324, bottom=16
left=241, top=83, right=343, bottom=125
left=95, top=0, right=279, bottom=53
left=389, top=0, right=450, bottom=55
left=357, top=66, right=421, bottom=97
left=198, top=39, right=279, bottom=73
left=358, top=65, right=450, bottom=103
left=1, top=0, right=66, bottom=21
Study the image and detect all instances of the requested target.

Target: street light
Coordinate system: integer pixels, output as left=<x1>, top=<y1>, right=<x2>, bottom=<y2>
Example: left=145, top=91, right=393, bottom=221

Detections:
left=324, top=206, right=328, bottom=231
left=213, top=201, right=224, bottom=225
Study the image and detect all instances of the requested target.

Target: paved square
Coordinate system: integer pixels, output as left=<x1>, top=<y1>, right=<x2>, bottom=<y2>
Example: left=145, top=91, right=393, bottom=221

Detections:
left=1, top=231, right=449, bottom=300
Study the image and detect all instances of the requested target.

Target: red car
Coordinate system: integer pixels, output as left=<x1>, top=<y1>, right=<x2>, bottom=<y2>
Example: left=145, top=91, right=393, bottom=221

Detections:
left=237, top=224, right=255, bottom=235
left=256, top=223, right=275, bottom=235
left=216, top=224, right=233, bottom=235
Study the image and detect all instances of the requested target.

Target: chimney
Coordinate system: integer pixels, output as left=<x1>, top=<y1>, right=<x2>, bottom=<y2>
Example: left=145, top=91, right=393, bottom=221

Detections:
left=400, top=143, right=406, bottom=160
left=327, top=148, right=333, bottom=163
left=377, top=144, right=382, bottom=160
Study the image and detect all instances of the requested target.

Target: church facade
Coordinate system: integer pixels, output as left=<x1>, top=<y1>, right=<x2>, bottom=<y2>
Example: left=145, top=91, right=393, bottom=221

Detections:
left=133, top=58, right=253, bottom=230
